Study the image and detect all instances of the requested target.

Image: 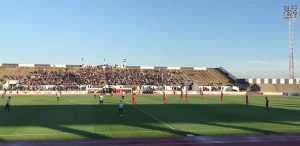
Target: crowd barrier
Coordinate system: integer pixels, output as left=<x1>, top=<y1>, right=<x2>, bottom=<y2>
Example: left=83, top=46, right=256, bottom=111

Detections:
left=153, top=91, right=247, bottom=95
left=3, top=91, right=88, bottom=95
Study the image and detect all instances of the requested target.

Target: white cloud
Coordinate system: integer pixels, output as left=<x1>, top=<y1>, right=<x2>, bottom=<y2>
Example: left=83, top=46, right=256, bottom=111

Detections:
left=247, top=60, right=270, bottom=65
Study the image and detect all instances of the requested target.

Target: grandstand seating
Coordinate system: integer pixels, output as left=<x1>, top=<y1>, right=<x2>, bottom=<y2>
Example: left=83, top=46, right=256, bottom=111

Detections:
left=0, top=66, right=233, bottom=87
left=259, top=84, right=300, bottom=92
left=175, top=69, right=233, bottom=86
left=2, top=66, right=299, bottom=93
left=258, top=84, right=279, bottom=92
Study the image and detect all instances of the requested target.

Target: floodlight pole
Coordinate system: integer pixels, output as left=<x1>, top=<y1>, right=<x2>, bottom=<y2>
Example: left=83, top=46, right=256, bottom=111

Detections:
left=284, top=5, right=297, bottom=79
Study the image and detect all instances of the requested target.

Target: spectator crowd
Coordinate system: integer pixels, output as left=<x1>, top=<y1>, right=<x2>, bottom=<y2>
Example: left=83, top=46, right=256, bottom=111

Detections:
left=10, top=68, right=179, bottom=90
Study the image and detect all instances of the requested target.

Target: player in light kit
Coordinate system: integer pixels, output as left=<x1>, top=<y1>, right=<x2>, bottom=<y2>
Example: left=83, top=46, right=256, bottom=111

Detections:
left=122, top=91, right=125, bottom=100
left=99, top=93, right=104, bottom=106
left=118, top=100, right=124, bottom=116
left=56, top=91, right=61, bottom=102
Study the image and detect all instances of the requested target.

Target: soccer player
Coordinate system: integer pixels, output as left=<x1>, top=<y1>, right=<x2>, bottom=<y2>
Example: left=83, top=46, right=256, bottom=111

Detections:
left=245, top=93, right=249, bottom=106
left=111, top=92, right=114, bottom=98
left=122, top=91, right=125, bottom=100
left=94, top=90, right=97, bottom=98
left=265, top=96, right=269, bottom=112
left=163, top=92, right=167, bottom=105
left=180, top=90, right=183, bottom=102
left=132, top=92, right=136, bottom=105
left=200, top=89, right=204, bottom=97
left=220, top=91, right=224, bottom=102
left=185, top=91, right=189, bottom=103
left=118, top=100, right=124, bottom=116
left=5, top=96, right=11, bottom=112
left=56, top=91, right=61, bottom=102
left=2, top=90, right=6, bottom=99
left=99, top=93, right=104, bottom=106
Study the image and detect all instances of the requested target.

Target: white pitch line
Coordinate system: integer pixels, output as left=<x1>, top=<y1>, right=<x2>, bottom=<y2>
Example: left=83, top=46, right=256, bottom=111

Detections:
left=125, top=101, right=176, bottom=131
left=71, top=98, right=175, bottom=130
left=0, top=130, right=162, bottom=137
left=69, top=100, right=97, bottom=105
left=0, top=127, right=299, bottom=137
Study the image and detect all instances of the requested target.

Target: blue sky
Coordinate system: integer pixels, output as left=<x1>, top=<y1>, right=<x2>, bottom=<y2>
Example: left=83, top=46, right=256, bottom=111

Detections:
left=0, top=0, right=299, bottom=78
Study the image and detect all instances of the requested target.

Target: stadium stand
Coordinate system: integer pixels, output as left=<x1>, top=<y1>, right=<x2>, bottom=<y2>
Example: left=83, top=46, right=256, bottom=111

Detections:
left=259, top=84, right=300, bottom=92
left=0, top=66, right=234, bottom=90
left=2, top=64, right=298, bottom=93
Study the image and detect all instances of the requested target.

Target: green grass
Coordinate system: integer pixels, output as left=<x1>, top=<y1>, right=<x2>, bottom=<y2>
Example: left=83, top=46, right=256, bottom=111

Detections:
left=0, top=94, right=299, bottom=141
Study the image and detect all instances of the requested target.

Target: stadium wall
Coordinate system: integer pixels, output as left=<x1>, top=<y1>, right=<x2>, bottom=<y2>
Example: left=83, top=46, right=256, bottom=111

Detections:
left=193, top=67, right=207, bottom=70
left=1, top=63, right=18, bottom=67
left=18, top=64, right=35, bottom=67
left=141, top=66, right=154, bottom=69
left=5, top=91, right=88, bottom=95
left=167, top=67, right=181, bottom=70
left=66, top=65, right=81, bottom=68
left=153, top=91, right=246, bottom=95
left=35, top=64, right=51, bottom=67
left=0, top=63, right=210, bottom=71
left=246, top=78, right=300, bottom=84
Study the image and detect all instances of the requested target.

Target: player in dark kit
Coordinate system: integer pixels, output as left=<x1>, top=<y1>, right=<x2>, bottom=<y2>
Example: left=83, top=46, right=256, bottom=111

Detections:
left=5, top=96, right=11, bottom=112
left=163, top=92, right=167, bottom=105
left=94, top=91, right=97, bottom=98
left=185, top=91, right=189, bottom=103
left=220, top=91, right=224, bottom=102
left=200, top=89, right=204, bottom=98
left=245, top=93, right=249, bottom=106
left=132, top=93, right=136, bottom=105
left=2, top=90, right=6, bottom=99
left=180, top=90, right=183, bottom=102
left=173, top=89, right=176, bottom=102
left=265, top=96, right=269, bottom=112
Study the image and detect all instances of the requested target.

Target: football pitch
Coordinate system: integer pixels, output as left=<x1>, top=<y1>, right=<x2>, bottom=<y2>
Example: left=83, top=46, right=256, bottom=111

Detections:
left=0, top=94, right=299, bottom=142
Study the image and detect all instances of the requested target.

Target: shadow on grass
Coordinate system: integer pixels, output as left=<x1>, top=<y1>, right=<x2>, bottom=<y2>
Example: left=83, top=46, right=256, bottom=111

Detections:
left=0, top=104, right=299, bottom=140
left=201, top=122, right=281, bottom=134
left=44, top=125, right=110, bottom=139
left=273, top=121, right=300, bottom=127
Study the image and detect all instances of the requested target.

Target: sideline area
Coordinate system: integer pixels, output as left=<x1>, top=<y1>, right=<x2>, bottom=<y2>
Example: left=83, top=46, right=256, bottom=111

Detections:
left=1, top=135, right=299, bottom=146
